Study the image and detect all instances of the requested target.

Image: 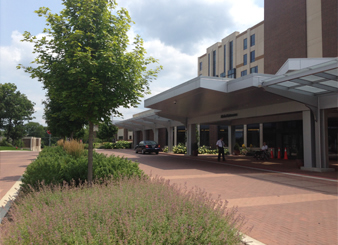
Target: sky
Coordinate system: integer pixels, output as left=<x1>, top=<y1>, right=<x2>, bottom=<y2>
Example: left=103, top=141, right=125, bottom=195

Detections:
left=0, top=0, right=264, bottom=125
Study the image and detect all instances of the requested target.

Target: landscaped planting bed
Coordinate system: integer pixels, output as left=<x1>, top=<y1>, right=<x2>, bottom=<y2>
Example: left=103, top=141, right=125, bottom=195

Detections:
left=1, top=140, right=246, bottom=244
left=1, top=176, right=245, bottom=244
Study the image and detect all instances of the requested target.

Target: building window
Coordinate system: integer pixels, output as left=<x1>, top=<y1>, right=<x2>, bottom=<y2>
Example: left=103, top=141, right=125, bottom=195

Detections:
left=250, top=34, right=255, bottom=46
left=228, top=69, right=236, bottom=78
left=250, top=66, right=258, bottom=73
left=212, top=50, right=216, bottom=77
left=229, top=41, right=233, bottom=70
left=243, top=54, right=247, bottom=65
left=241, top=70, right=247, bottom=77
left=250, top=50, right=255, bottom=63
left=243, top=38, right=247, bottom=50
left=223, top=45, right=226, bottom=73
left=208, top=53, right=210, bottom=76
left=199, top=61, right=202, bottom=71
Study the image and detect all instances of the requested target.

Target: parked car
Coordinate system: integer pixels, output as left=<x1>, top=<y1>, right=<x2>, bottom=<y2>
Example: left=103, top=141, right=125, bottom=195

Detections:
left=135, top=140, right=160, bottom=154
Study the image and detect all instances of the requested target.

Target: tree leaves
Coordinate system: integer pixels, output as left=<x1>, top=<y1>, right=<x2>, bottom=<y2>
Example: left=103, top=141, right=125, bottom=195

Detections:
left=0, top=83, right=35, bottom=142
left=19, top=0, right=162, bottom=183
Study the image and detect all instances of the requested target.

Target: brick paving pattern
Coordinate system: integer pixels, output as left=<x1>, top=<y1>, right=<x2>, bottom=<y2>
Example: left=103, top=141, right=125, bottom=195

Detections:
left=0, top=151, right=39, bottom=200
left=1, top=149, right=337, bottom=245
left=99, top=149, right=338, bottom=245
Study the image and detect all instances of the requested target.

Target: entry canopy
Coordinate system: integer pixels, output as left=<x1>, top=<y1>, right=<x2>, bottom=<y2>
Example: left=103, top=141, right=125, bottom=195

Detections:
left=144, top=58, right=337, bottom=124
left=114, top=109, right=182, bottom=130
left=144, top=74, right=286, bottom=123
left=261, top=58, right=338, bottom=120
left=262, top=58, right=338, bottom=97
left=116, top=58, right=337, bottom=129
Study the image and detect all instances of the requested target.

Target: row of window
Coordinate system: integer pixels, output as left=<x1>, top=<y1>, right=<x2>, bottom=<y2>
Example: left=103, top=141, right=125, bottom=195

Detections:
left=200, top=34, right=256, bottom=75
left=201, top=65, right=258, bottom=77
left=243, top=34, right=255, bottom=50
left=240, top=66, right=258, bottom=77
left=243, top=51, right=255, bottom=66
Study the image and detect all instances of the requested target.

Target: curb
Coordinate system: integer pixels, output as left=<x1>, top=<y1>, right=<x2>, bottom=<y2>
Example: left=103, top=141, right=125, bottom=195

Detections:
left=0, top=176, right=22, bottom=224
left=242, top=234, right=266, bottom=245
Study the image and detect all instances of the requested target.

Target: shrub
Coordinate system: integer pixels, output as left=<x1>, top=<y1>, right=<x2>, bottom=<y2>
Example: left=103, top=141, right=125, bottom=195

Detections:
left=103, top=142, right=112, bottom=149
left=57, top=139, right=84, bottom=158
left=13, top=139, right=24, bottom=148
left=173, top=143, right=187, bottom=154
left=163, top=146, right=168, bottom=152
left=0, top=138, right=12, bottom=147
left=240, top=148, right=248, bottom=155
left=198, top=145, right=218, bottom=154
left=101, top=141, right=131, bottom=149
left=224, top=148, right=230, bottom=155
left=20, top=146, right=144, bottom=192
left=113, top=140, right=132, bottom=149
left=1, top=176, right=245, bottom=244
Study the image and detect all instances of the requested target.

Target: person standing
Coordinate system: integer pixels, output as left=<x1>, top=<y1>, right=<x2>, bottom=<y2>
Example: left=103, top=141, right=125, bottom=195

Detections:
left=216, top=137, right=226, bottom=161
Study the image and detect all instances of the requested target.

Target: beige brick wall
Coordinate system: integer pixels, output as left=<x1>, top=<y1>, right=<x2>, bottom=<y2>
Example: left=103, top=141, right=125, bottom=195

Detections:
left=306, top=0, right=323, bottom=57
left=197, top=23, right=264, bottom=78
left=197, top=54, right=208, bottom=76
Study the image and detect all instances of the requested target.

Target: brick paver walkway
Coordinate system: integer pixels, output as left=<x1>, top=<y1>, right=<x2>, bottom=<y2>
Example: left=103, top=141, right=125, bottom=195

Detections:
left=0, top=151, right=39, bottom=200
left=98, top=149, right=338, bottom=245
left=1, top=149, right=337, bottom=244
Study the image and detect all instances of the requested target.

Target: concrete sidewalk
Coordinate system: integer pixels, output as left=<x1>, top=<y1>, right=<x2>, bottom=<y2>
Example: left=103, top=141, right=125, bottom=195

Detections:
left=99, top=149, right=338, bottom=245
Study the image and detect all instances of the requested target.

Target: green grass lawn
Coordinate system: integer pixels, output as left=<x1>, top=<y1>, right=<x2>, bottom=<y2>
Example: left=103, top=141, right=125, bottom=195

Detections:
left=0, top=146, right=29, bottom=151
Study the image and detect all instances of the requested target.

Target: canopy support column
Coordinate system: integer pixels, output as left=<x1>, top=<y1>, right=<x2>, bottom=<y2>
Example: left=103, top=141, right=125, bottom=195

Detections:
left=228, top=125, right=235, bottom=155
left=167, top=126, right=174, bottom=153
left=243, top=124, right=247, bottom=147
left=186, top=124, right=197, bottom=156
left=301, top=109, right=333, bottom=172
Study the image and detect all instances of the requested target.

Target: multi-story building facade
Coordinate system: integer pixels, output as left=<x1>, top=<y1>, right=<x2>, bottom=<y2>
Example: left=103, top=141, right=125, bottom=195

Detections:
left=265, top=0, right=337, bottom=74
left=198, top=21, right=264, bottom=78
left=198, top=0, right=337, bottom=77
left=116, top=0, right=337, bottom=171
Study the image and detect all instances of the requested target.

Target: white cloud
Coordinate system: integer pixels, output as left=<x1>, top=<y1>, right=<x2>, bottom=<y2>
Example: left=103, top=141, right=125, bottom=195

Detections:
left=0, top=31, right=47, bottom=125
left=118, top=38, right=197, bottom=120
left=229, top=0, right=264, bottom=32
left=119, top=0, right=263, bottom=55
left=1, top=0, right=264, bottom=125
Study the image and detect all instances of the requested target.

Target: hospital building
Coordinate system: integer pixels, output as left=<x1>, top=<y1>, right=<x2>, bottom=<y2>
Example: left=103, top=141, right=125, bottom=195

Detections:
left=116, top=0, right=338, bottom=172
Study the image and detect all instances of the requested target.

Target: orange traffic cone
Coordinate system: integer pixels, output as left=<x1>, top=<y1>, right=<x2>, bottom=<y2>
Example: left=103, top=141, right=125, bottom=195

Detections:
left=277, top=147, right=281, bottom=159
left=270, top=148, right=274, bottom=158
left=284, top=148, right=288, bottom=160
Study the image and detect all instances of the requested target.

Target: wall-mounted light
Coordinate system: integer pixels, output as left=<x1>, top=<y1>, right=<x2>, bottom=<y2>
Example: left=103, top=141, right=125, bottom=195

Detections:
left=173, top=100, right=177, bottom=104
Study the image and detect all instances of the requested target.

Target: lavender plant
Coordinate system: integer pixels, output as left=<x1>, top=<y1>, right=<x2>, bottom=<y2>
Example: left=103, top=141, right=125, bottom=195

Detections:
left=1, top=176, right=246, bottom=244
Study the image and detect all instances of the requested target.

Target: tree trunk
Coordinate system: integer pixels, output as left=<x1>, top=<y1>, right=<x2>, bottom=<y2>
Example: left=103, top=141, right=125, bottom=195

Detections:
left=70, top=131, right=74, bottom=140
left=88, top=121, right=94, bottom=185
left=6, top=119, right=12, bottom=141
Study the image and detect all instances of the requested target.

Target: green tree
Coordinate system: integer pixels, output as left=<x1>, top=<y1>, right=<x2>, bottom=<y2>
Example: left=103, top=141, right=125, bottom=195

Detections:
left=19, top=0, right=161, bottom=183
left=0, top=83, right=35, bottom=144
left=43, top=96, right=86, bottom=139
left=24, top=122, right=46, bottom=137
left=97, top=120, right=118, bottom=142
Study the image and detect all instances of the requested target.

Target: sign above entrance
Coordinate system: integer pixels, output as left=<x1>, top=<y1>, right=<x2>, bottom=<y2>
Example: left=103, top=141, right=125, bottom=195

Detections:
left=220, top=113, right=238, bottom=118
